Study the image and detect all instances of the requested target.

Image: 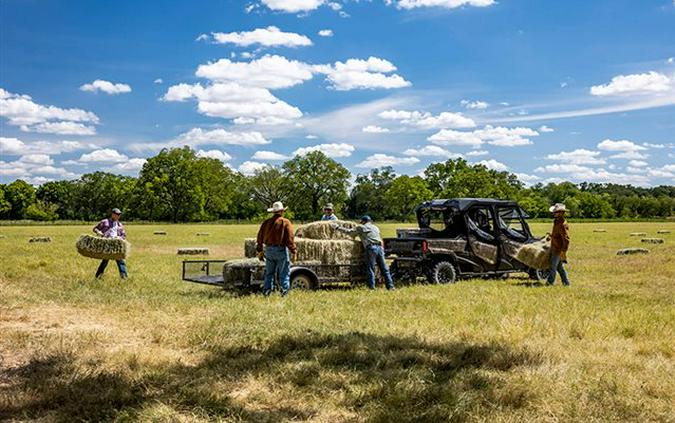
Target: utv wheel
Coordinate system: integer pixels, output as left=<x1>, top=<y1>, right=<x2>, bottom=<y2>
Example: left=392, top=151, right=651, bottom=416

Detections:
left=291, top=272, right=315, bottom=290
left=428, top=261, right=457, bottom=284
left=529, top=268, right=550, bottom=282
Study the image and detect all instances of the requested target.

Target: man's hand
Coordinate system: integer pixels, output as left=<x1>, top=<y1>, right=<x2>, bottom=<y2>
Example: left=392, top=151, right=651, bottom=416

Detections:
left=257, top=251, right=265, bottom=261
left=94, top=229, right=104, bottom=237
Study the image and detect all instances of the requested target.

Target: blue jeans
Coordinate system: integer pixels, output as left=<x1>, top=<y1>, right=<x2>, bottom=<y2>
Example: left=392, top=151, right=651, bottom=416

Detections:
left=96, top=259, right=128, bottom=278
left=547, top=252, right=570, bottom=286
left=366, top=245, right=394, bottom=290
left=264, top=246, right=291, bottom=295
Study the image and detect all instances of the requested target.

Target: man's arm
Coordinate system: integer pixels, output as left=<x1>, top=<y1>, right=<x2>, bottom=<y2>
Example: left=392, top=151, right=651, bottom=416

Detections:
left=93, top=219, right=106, bottom=236
left=256, top=220, right=266, bottom=252
left=118, top=224, right=126, bottom=240
left=332, top=224, right=362, bottom=237
left=284, top=219, right=297, bottom=255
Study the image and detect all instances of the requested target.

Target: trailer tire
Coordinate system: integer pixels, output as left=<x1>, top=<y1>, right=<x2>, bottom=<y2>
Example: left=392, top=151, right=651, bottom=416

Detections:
left=427, top=261, right=457, bottom=284
left=528, top=268, right=550, bottom=282
left=291, top=271, right=316, bottom=290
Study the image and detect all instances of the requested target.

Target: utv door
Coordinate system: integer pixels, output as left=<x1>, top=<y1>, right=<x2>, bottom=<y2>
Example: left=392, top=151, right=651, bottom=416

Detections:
left=496, top=206, right=530, bottom=270
left=464, top=205, right=500, bottom=272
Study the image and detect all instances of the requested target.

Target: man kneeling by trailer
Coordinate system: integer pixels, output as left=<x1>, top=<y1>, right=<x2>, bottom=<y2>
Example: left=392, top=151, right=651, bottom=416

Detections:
left=332, top=216, right=395, bottom=291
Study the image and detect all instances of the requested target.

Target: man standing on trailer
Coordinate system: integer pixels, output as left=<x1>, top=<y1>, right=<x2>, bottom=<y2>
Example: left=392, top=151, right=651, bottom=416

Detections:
left=332, top=215, right=395, bottom=291
left=256, top=201, right=297, bottom=297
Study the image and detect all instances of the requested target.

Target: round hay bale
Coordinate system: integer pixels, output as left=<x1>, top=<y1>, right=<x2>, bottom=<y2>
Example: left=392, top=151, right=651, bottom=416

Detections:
left=29, top=236, right=52, bottom=243
left=515, top=240, right=551, bottom=270
left=153, top=231, right=167, bottom=235
left=656, top=230, right=671, bottom=234
left=196, top=232, right=210, bottom=237
left=629, top=232, right=647, bottom=237
left=641, top=238, right=664, bottom=244
left=593, top=229, right=607, bottom=233
left=177, top=247, right=209, bottom=255
left=76, top=234, right=129, bottom=260
left=295, top=220, right=359, bottom=240
left=617, top=248, right=649, bottom=255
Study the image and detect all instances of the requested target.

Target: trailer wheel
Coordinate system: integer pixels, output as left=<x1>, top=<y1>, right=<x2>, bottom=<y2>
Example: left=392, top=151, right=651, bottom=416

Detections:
left=528, top=268, right=550, bottom=282
left=427, top=261, right=457, bottom=284
left=291, top=272, right=316, bottom=290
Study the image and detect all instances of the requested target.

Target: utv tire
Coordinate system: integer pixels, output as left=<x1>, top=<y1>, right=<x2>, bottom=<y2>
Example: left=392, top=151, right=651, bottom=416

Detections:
left=427, top=261, right=457, bottom=284
left=528, top=268, right=550, bottom=282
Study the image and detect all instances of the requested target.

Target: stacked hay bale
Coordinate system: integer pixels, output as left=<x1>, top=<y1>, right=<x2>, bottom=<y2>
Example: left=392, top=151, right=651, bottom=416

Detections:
left=76, top=234, right=129, bottom=260
left=515, top=240, right=551, bottom=270
left=243, top=220, right=365, bottom=265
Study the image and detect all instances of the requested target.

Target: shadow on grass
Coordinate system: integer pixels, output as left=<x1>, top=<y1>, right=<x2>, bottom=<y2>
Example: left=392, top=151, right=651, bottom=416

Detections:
left=1, top=332, right=542, bottom=422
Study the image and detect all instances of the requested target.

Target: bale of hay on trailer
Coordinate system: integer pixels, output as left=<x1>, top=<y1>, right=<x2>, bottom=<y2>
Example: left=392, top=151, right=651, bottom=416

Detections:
left=515, top=240, right=551, bottom=270
left=641, top=238, right=664, bottom=244
left=223, top=258, right=263, bottom=284
left=243, top=237, right=363, bottom=265
left=295, top=220, right=360, bottom=240
left=29, top=236, right=51, bottom=243
left=244, top=238, right=257, bottom=258
left=76, top=235, right=129, bottom=260
left=177, top=247, right=209, bottom=255
left=617, top=248, right=649, bottom=255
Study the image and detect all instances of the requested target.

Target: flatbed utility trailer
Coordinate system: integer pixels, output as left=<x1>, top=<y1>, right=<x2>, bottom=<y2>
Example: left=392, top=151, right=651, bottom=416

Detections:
left=182, top=259, right=369, bottom=292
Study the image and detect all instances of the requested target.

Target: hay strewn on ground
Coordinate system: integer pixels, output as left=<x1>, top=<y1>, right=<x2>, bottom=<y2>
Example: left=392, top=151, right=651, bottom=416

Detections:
left=515, top=240, right=551, bottom=269
left=177, top=247, right=209, bottom=255
left=76, top=234, right=129, bottom=260
left=295, top=220, right=359, bottom=240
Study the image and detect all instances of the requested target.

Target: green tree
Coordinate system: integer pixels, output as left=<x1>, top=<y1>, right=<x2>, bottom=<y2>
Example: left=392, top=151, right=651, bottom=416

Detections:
left=134, top=147, right=205, bottom=222
left=4, top=180, right=36, bottom=219
left=196, top=157, right=237, bottom=220
left=516, top=190, right=549, bottom=218
left=424, top=159, right=522, bottom=199
left=75, top=172, right=136, bottom=221
left=248, top=166, right=292, bottom=209
left=0, top=185, right=11, bottom=218
left=283, top=151, right=351, bottom=220
left=347, top=167, right=396, bottom=220
left=575, top=192, right=616, bottom=218
left=36, top=180, right=77, bottom=219
left=25, top=201, right=59, bottom=221
left=383, top=175, right=433, bottom=221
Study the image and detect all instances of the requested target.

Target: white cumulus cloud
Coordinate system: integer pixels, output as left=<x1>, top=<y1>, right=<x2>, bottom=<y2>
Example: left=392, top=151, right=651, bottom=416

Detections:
left=315, top=57, right=411, bottom=91
left=597, top=139, right=647, bottom=152
left=318, top=29, right=334, bottom=37
left=403, top=145, right=462, bottom=158
left=0, top=137, right=98, bottom=156
left=362, top=125, right=390, bottom=133
left=80, top=79, right=132, bottom=95
left=238, top=160, right=269, bottom=175
left=79, top=148, right=129, bottom=163
left=207, top=26, right=312, bottom=48
left=355, top=154, right=419, bottom=168
left=196, top=149, right=233, bottom=162
left=196, top=55, right=315, bottom=89
left=546, top=149, right=606, bottom=165
left=460, top=99, right=489, bottom=109
left=476, top=159, right=508, bottom=171
left=393, top=0, right=495, bottom=10
left=293, top=143, right=354, bottom=158
left=260, top=0, right=325, bottom=13
left=379, top=109, right=475, bottom=129
left=252, top=151, right=290, bottom=160
left=590, top=71, right=673, bottom=96
left=23, top=121, right=96, bottom=135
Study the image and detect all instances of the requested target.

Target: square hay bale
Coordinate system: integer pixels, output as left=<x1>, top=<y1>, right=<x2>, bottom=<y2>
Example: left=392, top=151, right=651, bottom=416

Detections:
left=76, top=235, right=129, bottom=260
left=153, top=231, right=167, bottom=235
left=617, top=248, right=649, bottom=255
left=177, top=247, right=210, bottom=255
left=244, top=238, right=257, bottom=258
left=515, top=240, right=552, bottom=270
left=196, top=232, right=210, bottom=237
left=29, top=236, right=52, bottom=243
left=657, top=230, right=671, bottom=234
left=641, top=238, right=664, bottom=244
left=295, top=220, right=359, bottom=240
left=593, top=229, right=607, bottom=233
left=296, top=239, right=364, bottom=265
left=629, top=232, right=647, bottom=237
left=223, top=258, right=263, bottom=284
left=502, top=239, right=524, bottom=259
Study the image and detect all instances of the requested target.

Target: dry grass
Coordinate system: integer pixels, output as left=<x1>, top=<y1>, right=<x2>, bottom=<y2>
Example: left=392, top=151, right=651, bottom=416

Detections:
left=0, top=222, right=673, bottom=422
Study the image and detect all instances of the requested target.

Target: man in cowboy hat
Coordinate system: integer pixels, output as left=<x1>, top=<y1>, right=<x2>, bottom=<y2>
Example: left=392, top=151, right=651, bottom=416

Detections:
left=320, top=203, right=338, bottom=221
left=256, top=201, right=297, bottom=296
left=93, top=207, right=128, bottom=279
left=332, top=216, right=395, bottom=291
left=547, top=203, right=571, bottom=286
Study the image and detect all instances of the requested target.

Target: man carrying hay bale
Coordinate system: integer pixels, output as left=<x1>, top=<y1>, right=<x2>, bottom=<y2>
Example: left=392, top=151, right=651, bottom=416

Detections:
left=321, top=203, right=338, bottom=221
left=93, top=208, right=128, bottom=279
left=546, top=203, right=570, bottom=286
left=332, top=216, right=395, bottom=291
left=257, top=201, right=296, bottom=297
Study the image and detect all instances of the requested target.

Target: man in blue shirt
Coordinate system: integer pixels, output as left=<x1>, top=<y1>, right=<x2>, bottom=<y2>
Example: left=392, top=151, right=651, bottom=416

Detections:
left=320, top=203, right=338, bottom=221
left=332, top=216, right=395, bottom=290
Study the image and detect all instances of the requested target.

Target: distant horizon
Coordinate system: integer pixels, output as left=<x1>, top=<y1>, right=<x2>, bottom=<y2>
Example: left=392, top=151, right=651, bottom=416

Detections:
left=2, top=0, right=674, bottom=187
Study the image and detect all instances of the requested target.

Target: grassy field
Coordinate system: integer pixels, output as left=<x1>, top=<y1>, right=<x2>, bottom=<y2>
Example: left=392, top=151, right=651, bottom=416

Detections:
left=0, top=222, right=673, bottom=422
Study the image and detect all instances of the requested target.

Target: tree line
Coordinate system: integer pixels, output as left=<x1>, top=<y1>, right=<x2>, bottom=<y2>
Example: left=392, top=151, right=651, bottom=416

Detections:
left=1, top=146, right=673, bottom=222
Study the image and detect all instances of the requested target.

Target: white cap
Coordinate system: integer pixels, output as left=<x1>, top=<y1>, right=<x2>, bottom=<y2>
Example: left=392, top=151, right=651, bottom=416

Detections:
left=267, top=201, right=286, bottom=213
left=549, top=203, right=567, bottom=213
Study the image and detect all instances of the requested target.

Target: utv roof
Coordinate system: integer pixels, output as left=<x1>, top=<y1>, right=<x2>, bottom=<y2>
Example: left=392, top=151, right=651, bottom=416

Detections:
left=417, top=198, right=520, bottom=212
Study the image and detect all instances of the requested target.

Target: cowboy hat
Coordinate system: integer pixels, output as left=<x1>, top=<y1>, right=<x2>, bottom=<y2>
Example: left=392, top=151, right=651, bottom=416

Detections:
left=549, top=203, right=567, bottom=213
left=267, top=201, right=287, bottom=213
left=324, top=203, right=334, bottom=210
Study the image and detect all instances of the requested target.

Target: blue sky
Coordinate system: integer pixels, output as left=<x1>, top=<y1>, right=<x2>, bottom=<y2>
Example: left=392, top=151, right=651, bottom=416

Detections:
left=1, top=0, right=674, bottom=186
